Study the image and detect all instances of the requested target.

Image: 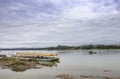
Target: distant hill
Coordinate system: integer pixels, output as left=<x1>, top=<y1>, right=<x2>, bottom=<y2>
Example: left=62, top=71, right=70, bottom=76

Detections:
left=0, top=44, right=120, bottom=50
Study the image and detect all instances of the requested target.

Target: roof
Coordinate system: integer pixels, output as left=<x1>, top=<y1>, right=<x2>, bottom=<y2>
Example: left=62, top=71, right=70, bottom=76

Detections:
left=16, top=52, right=57, bottom=57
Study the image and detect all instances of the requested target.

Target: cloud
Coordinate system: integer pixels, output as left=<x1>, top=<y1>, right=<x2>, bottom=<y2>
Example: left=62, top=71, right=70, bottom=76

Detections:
left=0, top=0, right=120, bottom=48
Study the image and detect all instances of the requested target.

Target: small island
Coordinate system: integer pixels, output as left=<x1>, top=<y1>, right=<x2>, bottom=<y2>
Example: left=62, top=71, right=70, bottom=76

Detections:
left=0, top=52, right=59, bottom=72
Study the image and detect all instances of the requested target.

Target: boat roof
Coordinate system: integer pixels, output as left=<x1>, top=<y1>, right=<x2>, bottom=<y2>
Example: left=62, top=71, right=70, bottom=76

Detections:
left=16, top=52, right=57, bottom=57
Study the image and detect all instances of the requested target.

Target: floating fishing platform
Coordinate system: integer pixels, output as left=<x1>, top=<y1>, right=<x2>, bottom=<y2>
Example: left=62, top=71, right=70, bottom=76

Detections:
left=14, top=52, right=59, bottom=62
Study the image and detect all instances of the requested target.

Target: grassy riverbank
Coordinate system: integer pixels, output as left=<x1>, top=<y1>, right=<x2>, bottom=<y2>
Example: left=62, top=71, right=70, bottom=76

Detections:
left=0, top=57, right=58, bottom=72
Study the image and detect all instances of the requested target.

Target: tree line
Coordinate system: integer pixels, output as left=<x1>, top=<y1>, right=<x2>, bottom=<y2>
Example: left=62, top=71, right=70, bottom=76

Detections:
left=1, top=44, right=120, bottom=50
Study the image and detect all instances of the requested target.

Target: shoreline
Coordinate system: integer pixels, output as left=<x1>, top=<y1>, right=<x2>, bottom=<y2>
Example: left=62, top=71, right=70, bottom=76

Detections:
left=1, top=45, right=120, bottom=50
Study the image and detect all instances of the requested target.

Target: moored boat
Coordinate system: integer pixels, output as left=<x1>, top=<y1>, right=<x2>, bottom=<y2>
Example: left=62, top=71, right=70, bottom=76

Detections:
left=89, top=51, right=97, bottom=54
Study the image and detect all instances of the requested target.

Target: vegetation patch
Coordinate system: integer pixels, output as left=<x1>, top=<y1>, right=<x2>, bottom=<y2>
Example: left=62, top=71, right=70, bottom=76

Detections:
left=0, top=57, right=59, bottom=72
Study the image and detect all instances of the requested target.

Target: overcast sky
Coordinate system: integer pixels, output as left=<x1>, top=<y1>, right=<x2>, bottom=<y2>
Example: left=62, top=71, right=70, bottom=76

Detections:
left=0, top=0, right=120, bottom=48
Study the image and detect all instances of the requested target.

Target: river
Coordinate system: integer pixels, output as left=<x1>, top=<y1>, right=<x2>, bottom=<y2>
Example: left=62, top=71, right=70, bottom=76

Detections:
left=0, top=49, right=120, bottom=79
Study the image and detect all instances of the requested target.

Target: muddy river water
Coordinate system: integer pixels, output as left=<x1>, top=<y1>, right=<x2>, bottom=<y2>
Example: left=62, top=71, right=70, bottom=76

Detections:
left=0, top=49, right=120, bottom=79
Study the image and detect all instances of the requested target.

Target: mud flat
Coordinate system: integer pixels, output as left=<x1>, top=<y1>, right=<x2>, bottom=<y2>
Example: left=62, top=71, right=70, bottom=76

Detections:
left=56, top=74, right=120, bottom=79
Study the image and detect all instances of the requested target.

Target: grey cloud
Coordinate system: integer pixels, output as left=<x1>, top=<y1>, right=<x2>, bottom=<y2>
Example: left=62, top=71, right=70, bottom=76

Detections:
left=0, top=0, right=120, bottom=48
